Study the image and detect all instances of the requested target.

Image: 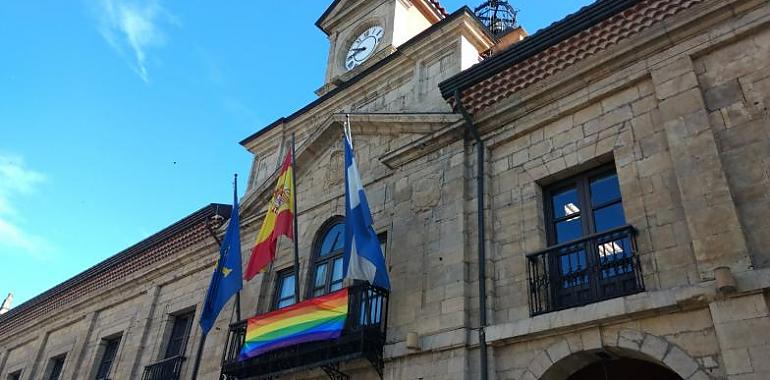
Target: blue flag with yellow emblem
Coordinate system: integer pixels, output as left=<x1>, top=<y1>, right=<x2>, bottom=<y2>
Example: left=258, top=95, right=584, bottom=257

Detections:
left=200, top=180, right=243, bottom=335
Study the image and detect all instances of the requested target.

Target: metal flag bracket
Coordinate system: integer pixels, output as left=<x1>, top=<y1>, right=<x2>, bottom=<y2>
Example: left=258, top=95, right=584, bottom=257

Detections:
left=321, top=363, right=350, bottom=380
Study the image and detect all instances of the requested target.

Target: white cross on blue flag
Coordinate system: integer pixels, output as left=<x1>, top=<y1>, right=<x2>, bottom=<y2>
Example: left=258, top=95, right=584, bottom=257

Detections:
left=342, top=131, right=390, bottom=290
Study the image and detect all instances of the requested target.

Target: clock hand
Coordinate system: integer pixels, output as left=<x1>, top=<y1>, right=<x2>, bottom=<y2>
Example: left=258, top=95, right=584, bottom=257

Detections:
left=348, top=47, right=367, bottom=57
left=347, top=47, right=368, bottom=60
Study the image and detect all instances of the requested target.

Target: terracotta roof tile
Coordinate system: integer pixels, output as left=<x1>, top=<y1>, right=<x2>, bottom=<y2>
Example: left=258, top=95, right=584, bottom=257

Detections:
left=0, top=204, right=229, bottom=336
left=458, top=0, right=704, bottom=112
left=430, top=0, right=449, bottom=17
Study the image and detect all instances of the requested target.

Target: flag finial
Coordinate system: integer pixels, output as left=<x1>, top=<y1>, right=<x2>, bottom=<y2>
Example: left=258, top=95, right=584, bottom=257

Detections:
left=344, top=113, right=353, bottom=148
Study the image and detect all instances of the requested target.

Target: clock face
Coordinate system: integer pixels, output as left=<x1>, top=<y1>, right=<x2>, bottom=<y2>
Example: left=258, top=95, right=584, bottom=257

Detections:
left=345, top=26, right=384, bottom=71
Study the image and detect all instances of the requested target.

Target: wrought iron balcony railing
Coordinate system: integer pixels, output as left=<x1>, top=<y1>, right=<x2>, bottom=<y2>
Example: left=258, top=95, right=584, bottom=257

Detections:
left=527, top=225, right=644, bottom=316
left=221, top=283, right=389, bottom=380
left=141, top=355, right=185, bottom=380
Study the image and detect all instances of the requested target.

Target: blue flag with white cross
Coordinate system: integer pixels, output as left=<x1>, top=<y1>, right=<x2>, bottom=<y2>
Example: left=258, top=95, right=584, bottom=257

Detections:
left=342, top=131, right=390, bottom=290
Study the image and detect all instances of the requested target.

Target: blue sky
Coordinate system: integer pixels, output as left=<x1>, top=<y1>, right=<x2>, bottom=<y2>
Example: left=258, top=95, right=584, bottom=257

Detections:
left=0, top=0, right=593, bottom=307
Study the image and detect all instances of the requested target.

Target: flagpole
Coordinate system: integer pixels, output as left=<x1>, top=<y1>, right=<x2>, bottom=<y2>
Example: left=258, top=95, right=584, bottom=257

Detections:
left=194, top=210, right=223, bottom=380
left=291, top=134, right=301, bottom=303
left=191, top=333, right=206, bottom=380
left=233, top=174, right=242, bottom=321
left=192, top=174, right=240, bottom=380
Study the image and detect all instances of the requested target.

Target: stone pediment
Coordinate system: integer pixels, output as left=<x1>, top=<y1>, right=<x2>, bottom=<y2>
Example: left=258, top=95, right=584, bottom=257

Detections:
left=240, top=112, right=460, bottom=221
left=316, top=0, right=445, bottom=35
left=316, top=0, right=371, bottom=35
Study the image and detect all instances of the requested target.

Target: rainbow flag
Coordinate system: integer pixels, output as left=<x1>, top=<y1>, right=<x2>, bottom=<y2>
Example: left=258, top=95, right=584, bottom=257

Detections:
left=239, top=288, right=349, bottom=360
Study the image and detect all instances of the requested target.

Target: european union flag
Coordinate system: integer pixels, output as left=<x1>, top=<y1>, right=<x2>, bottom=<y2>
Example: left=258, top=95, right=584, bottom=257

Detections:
left=200, top=182, right=243, bottom=335
left=342, top=132, right=390, bottom=290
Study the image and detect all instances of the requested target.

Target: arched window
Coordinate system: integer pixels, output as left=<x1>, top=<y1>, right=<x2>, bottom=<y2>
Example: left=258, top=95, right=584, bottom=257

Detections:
left=310, top=221, right=346, bottom=297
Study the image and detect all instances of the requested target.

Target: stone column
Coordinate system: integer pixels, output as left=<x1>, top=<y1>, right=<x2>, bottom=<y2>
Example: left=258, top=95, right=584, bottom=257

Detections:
left=0, top=348, right=7, bottom=376
left=126, top=285, right=161, bottom=379
left=651, top=55, right=751, bottom=279
left=709, top=294, right=770, bottom=379
left=65, top=311, right=98, bottom=379
left=26, top=331, right=50, bottom=380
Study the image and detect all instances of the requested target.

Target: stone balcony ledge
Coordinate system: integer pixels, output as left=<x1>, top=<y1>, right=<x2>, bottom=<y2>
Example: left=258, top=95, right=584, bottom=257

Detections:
left=486, top=267, right=770, bottom=346
left=384, top=267, right=770, bottom=359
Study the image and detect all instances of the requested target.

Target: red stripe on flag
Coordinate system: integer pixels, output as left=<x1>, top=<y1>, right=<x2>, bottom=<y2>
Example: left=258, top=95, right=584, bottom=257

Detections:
left=244, top=210, right=294, bottom=280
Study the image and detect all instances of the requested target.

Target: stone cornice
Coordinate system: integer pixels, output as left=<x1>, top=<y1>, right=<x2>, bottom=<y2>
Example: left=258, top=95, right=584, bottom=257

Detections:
left=451, top=0, right=709, bottom=113
left=0, top=235, right=221, bottom=345
left=0, top=205, right=227, bottom=339
left=384, top=266, right=770, bottom=360
left=317, top=0, right=389, bottom=36
left=240, top=9, right=493, bottom=153
left=471, top=0, right=769, bottom=138
left=379, top=118, right=465, bottom=169
left=240, top=112, right=460, bottom=218
left=328, top=0, right=754, bottom=172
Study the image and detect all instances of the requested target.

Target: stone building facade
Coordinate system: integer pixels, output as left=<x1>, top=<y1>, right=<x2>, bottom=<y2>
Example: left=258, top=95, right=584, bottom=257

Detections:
left=0, top=204, right=231, bottom=380
left=2, top=0, right=770, bottom=379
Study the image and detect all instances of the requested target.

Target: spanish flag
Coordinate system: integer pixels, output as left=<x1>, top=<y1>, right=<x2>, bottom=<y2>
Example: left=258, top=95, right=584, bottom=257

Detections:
left=245, top=151, right=294, bottom=280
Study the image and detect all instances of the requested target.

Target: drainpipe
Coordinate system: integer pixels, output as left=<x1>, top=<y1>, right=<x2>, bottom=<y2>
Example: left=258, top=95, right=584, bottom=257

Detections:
left=454, top=89, right=488, bottom=380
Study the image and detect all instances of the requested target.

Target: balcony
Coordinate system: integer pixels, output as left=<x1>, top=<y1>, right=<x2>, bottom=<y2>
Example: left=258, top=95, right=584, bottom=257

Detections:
left=141, top=355, right=185, bottom=380
left=221, top=283, right=389, bottom=379
left=527, top=225, right=644, bottom=316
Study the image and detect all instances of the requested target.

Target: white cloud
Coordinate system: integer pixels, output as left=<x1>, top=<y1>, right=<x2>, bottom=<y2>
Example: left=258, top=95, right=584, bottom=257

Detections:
left=0, top=219, right=51, bottom=257
left=94, top=0, right=177, bottom=82
left=0, top=154, right=45, bottom=194
left=0, top=153, right=51, bottom=257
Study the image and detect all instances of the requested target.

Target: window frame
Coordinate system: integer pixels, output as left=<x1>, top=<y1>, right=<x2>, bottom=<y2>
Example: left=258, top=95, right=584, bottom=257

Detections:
left=46, top=354, right=66, bottom=380
left=377, top=232, right=387, bottom=259
left=539, top=163, right=636, bottom=310
left=308, top=218, right=389, bottom=299
left=272, top=268, right=298, bottom=310
left=94, top=334, right=122, bottom=380
left=308, top=219, right=346, bottom=299
left=543, top=164, right=625, bottom=246
left=163, top=310, right=195, bottom=359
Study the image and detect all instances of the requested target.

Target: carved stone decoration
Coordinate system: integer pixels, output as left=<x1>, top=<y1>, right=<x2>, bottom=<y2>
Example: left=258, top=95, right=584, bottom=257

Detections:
left=411, top=173, right=440, bottom=211
left=325, top=149, right=345, bottom=188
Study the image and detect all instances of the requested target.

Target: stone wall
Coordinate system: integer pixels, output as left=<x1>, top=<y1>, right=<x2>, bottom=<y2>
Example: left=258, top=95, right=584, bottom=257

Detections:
left=0, top=210, right=224, bottom=380
left=492, top=307, right=722, bottom=380
left=466, top=0, right=770, bottom=379
left=694, top=26, right=770, bottom=269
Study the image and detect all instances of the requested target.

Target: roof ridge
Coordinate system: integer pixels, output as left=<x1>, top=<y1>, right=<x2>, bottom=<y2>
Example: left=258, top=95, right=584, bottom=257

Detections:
left=0, top=203, right=230, bottom=329
left=440, top=0, right=707, bottom=112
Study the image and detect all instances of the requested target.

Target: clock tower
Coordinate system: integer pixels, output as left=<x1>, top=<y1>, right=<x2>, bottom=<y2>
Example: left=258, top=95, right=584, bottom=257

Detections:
left=315, top=0, right=447, bottom=96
